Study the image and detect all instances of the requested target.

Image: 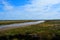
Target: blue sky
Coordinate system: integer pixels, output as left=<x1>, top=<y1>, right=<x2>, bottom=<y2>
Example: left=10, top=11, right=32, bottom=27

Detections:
left=0, top=0, right=60, bottom=20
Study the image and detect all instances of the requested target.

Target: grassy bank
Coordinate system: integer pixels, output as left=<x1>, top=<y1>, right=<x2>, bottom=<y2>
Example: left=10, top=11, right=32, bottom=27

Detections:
left=0, top=20, right=60, bottom=40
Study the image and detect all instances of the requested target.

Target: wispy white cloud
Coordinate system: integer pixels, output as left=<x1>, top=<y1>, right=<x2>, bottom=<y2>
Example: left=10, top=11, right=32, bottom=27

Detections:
left=24, top=0, right=60, bottom=12
left=0, top=0, right=60, bottom=20
left=1, top=0, right=13, bottom=10
left=23, top=0, right=60, bottom=19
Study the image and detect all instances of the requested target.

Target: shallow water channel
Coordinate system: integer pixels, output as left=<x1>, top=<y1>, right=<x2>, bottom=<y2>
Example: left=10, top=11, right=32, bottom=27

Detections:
left=0, top=21, right=45, bottom=30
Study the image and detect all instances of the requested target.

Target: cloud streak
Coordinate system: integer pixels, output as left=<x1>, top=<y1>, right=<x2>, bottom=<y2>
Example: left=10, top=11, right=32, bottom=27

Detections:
left=0, top=0, right=60, bottom=20
left=1, top=0, right=13, bottom=10
left=23, top=0, right=60, bottom=19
